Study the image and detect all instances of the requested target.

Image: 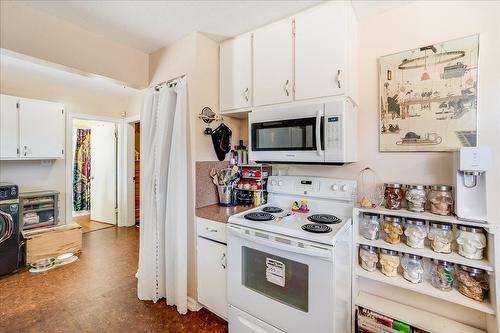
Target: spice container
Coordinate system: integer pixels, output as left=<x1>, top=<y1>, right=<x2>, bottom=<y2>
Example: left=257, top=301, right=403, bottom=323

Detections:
left=384, top=183, right=403, bottom=210
left=401, top=253, right=424, bottom=284
left=405, top=184, right=427, bottom=212
left=404, top=219, right=428, bottom=249
left=359, top=213, right=380, bottom=240
left=359, top=245, right=378, bottom=272
left=383, top=216, right=403, bottom=244
left=430, top=259, right=455, bottom=291
left=379, top=249, right=400, bottom=277
left=456, top=266, right=489, bottom=302
left=456, top=226, right=487, bottom=260
left=428, top=185, right=454, bottom=216
left=428, top=222, right=454, bottom=253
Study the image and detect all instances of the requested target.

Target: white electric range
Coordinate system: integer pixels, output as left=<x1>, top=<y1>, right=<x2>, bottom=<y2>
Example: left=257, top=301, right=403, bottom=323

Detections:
left=227, top=175, right=357, bottom=333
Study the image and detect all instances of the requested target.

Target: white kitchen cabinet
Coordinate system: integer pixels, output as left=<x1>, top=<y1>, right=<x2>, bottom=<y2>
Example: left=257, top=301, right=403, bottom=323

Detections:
left=253, top=18, right=294, bottom=107
left=220, top=33, right=252, bottom=112
left=18, top=98, right=65, bottom=159
left=0, top=94, right=19, bottom=159
left=197, top=235, right=228, bottom=319
left=295, top=1, right=357, bottom=101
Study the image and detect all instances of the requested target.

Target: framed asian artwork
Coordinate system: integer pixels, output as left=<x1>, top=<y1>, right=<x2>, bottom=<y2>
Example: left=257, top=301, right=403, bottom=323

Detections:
left=379, top=34, right=479, bottom=152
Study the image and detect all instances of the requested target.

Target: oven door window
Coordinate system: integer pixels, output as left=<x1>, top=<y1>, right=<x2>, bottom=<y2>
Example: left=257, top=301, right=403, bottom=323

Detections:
left=242, top=246, right=308, bottom=312
left=252, top=117, right=320, bottom=151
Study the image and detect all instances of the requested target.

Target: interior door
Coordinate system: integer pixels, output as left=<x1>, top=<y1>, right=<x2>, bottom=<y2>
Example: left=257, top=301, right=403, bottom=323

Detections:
left=220, top=33, right=252, bottom=112
left=18, top=98, right=65, bottom=159
left=0, top=95, right=19, bottom=159
left=295, top=1, right=347, bottom=100
left=90, top=122, right=117, bottom=224
left=253, top=18, right=293, bottom=106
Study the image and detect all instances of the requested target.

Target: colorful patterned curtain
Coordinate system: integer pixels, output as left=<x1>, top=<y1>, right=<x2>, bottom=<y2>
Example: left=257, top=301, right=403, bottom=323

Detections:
left=73, top=129, right=91, bottom=211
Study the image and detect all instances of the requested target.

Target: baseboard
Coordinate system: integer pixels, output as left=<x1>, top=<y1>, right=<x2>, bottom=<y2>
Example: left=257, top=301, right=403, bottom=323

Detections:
left=187, top=297, right=202, bottom=312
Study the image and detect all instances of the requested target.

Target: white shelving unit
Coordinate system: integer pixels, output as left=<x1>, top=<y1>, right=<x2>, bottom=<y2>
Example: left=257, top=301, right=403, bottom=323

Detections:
left=352, top=206, right=499, bottom=333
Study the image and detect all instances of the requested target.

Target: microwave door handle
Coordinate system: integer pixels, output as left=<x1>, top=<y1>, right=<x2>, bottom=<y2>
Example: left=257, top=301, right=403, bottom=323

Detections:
left=316, top=109, right=322, bottom=156
left=227, top=225, right=332, bottom=259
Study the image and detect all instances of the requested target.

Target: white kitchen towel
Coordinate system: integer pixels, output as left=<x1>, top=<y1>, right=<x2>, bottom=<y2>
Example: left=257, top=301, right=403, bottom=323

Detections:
left=137, top=77, right=188, bottom=315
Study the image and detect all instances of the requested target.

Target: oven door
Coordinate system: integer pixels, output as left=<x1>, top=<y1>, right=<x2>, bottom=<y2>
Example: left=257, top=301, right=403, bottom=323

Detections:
left=249, top=104, right=324, bottom=163
left=227, top=225, right=335, bottom=333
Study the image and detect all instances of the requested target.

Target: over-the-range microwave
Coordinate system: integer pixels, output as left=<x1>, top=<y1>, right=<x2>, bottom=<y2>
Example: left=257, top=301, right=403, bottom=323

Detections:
left=248, top=98, right=357, bottom=164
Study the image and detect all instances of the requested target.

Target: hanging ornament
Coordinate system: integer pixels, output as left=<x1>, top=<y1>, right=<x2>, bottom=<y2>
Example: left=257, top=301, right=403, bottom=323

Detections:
left=420, top=49, right=431, bottom=81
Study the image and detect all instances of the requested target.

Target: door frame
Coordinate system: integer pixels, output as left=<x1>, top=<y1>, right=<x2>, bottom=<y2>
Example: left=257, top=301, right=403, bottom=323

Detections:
left=124, top=114, right=140, bottom=227
left=65, top=113, right=128, bottom=227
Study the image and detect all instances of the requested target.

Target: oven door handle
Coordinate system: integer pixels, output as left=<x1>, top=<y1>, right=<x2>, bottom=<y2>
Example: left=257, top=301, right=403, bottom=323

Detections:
left=228, top=225, right=332, bottom=259
left=0, top=210, right=14, bottom=244
left=315, top=109, right=322, bottom=157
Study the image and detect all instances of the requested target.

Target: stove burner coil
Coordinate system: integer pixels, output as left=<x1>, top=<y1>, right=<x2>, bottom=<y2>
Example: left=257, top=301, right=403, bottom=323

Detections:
left=307, top=214, right=341, bottom=224
left=262, top=206, right=283, bottom=213
left=301, top=224, right=332, bottom=233
left=244, top=212, right=276, bottom=221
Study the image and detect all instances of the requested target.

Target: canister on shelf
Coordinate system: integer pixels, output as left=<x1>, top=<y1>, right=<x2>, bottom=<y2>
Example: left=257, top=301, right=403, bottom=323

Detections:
left=401, top=253, right=424, bottom=284
left=384, top=183, right=404, bottom=210
left=405, top=184, right=427, bottom=212
left=428, top=222, right=454, bottom=253
left=359, top=245, right=378, bottom=272
left=456, top=265, right=489, bottom=302
left=383, top=215, right=403, bottom=244
left=430, top=259, right=455, bottom=291
left=428, top=185, right=454, bottom=216
left=404, top=218, right=428, bottom=249
left=379, top=249, right=400, bottom=277
left=456, top=225, right=487, bottom=260
left=359, top=212, right=381, bottom=240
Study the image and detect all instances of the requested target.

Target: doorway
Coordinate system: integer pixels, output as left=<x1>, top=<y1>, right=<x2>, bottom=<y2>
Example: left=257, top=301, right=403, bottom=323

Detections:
left=71, top=118, right=117, bottom=233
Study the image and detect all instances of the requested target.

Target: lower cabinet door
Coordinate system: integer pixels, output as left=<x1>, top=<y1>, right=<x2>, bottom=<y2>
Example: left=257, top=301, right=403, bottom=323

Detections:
left=197, top=237, right=227, bottom=319
left=228, top=305, right=285, bottom=333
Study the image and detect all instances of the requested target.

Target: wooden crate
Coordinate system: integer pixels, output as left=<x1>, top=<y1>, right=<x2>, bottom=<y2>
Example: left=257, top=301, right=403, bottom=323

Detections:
left=22, top=224, right=82, bottom=264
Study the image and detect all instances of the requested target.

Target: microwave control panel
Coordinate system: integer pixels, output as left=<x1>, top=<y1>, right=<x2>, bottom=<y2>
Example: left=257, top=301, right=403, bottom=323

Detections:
left=325, top=115, right=342, bottom=151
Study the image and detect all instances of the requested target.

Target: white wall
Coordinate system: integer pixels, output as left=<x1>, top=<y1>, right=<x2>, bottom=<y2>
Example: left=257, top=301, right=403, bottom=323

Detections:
left=279, top=0, right=500, bottom=225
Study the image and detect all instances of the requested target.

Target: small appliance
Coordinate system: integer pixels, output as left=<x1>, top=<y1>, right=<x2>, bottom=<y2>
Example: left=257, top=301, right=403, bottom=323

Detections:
left=248, top=97, right=357, bottom=164
left=454, top=147, right=491, bottom=223
left=0, top=182, right=20, bottom=275
left=227, top=175, right=356, bottom=333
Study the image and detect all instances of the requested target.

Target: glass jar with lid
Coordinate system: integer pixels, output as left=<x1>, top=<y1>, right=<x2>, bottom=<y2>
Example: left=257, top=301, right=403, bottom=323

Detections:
left=405, top=184, right=427, bottom=212
left=428, top=222, right=454, bottom=253
left=379, top=249, right=400, bottom=277
left=359, top=245, right=378, bottom=272
left=428, top=185, right=454, bottom=216
left=404, top=218, right=428, bottom=249
left=456, top=225, right=487, bottom=260
left=430, top=259, right=455, bottom=291
left=401, top=253, right=424, bottom=284
left=456, top=265, right=489, bottom=302
left=384, top=183, right=403, bottom=210
left=382, top=215, right=403, bottom=244
left=359, top=212, right=381, bottom=240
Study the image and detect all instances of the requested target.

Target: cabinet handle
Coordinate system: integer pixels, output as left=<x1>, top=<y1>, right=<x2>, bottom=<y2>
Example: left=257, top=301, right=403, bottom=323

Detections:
left=24, top=145, right=27, bottom=156
left=220, top=253, right=227, bottom=269
left=337, top=69, right=342, bottom=89
left=285, top=79, right=290, bottom=96
left=205, top=227, right=218, bottom=233
left=244, top=87, right=249, bottom=102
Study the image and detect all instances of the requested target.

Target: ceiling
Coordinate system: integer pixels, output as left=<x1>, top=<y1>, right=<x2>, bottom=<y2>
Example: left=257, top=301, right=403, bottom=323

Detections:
left=3, top=1, right=412, bottom=54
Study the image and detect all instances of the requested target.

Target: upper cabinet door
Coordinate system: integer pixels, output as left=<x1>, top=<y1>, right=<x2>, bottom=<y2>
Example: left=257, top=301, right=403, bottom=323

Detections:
left=19, top=99, right=65, bottom=159
left=0, top=95, right=19, bottom=159
left=220, top=34, right=252, bottom=112
left=295, top=2, right=347, bottom=100
left=253, top=18, right=293, bottom=107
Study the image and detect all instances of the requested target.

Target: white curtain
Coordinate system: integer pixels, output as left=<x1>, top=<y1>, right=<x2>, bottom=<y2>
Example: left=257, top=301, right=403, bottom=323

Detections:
left=137, top=78, right=188, bottom=314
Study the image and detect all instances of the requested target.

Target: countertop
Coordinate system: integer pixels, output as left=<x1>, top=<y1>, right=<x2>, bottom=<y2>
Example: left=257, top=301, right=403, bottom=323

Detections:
left=195, top=204, right=253, bottom=224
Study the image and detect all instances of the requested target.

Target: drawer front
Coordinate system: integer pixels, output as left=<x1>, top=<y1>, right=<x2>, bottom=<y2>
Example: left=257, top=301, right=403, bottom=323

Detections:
left=197, top=217, right=227, bottom=243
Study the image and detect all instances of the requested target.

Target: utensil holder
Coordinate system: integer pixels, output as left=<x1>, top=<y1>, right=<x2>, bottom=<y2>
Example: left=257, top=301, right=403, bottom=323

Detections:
left=217, top=185, right=236, bottom=207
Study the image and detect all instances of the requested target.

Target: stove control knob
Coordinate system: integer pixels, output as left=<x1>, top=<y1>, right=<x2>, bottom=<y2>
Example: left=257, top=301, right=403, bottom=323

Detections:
left=270, top=180, right=277, bottom=186
left=278, top=180, right=284, bottom=186
left=331, top=184, right=339, bottom=191
left=340, top=185, right=348, bottom=192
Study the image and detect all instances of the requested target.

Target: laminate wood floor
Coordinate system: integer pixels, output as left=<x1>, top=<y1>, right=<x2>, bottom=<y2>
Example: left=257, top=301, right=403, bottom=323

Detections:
left=0, top=227, right=228, bottom=333
left=73, top=214, right=115, bottom=233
